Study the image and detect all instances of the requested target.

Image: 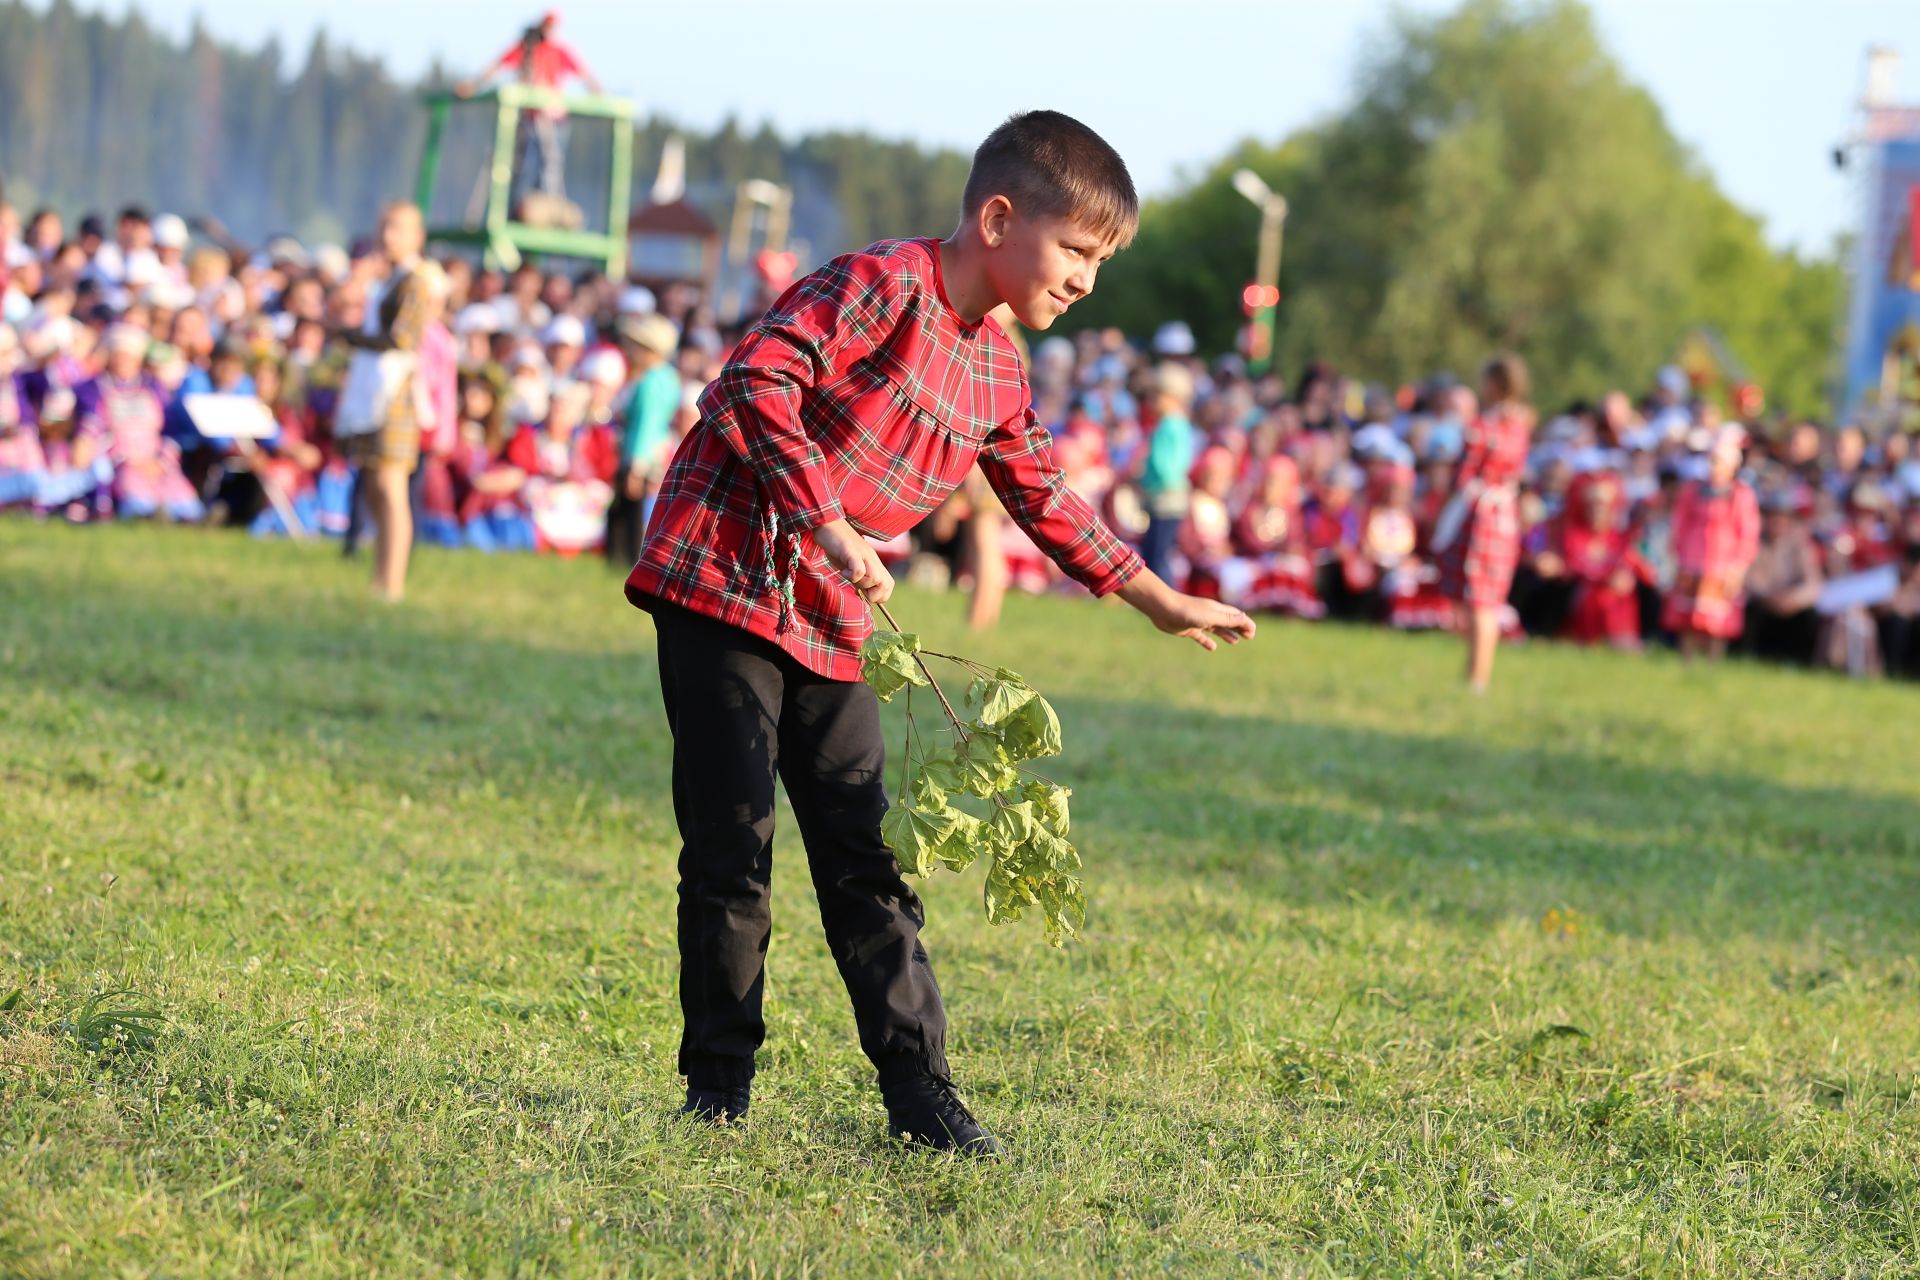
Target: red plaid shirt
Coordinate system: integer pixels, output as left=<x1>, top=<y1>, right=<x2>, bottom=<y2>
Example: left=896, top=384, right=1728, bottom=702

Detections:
left=624, top=237, right=1144, bottom=680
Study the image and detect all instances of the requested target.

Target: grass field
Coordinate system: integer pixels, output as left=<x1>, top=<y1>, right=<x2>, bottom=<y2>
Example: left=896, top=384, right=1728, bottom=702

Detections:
left=2, top=521, right=1918, bottom=1279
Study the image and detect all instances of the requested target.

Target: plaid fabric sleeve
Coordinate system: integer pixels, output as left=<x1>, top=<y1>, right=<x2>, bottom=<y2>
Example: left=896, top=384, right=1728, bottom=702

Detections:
left=698, top=252, right=905, bottom=533
left=979, top=401, right=1145, bottom=597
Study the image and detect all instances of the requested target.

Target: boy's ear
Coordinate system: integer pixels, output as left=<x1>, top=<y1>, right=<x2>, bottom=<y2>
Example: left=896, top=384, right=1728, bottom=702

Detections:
left=977, top=195, right=1014, bottom=248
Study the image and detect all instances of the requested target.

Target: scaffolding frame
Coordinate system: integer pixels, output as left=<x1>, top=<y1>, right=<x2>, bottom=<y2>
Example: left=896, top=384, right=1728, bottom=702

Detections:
left=414, top=84, right=634, bottom=277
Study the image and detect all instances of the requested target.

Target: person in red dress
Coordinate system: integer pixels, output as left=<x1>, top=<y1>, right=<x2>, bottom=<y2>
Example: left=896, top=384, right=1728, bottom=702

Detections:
left=1560, top=470, right=1649, bottom=650
left=1662, top=424, right=1760, bottom=661
left=496, top=382, right=618, bottom=554
left=1437, top=354, right=1535, bottom=692
left=624, top=111, right=1254, bottom=1155
left=1233, top=454, right=1322, bottom=618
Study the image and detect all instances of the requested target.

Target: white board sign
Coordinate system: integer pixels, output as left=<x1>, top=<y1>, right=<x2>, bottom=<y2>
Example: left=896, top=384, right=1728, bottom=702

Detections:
left=1816, top=564, right=1899, bottom=616
left=182, top=393, right=278, bottom=441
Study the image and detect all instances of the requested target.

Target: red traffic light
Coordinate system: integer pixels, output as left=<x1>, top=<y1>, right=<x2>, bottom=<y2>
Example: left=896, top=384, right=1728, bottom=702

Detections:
left=1241, top=283, right=1280, bottom=314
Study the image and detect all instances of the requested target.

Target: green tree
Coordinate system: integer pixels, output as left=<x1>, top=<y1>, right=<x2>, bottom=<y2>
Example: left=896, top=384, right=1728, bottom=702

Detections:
left=1071, top=0, right=1840, bottom=415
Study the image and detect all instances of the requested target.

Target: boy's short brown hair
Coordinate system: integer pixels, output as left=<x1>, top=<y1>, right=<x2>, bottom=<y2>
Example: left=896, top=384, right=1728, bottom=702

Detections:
left=962, top=110, right=1139, bottom=249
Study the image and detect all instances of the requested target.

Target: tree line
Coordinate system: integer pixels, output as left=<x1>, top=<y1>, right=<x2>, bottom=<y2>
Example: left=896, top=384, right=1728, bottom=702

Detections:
left=0, top=0, right=1842, bottom=413
left=1065, top=0, right=1843, bottom=415
left=0, top=0, right=971, bottom=259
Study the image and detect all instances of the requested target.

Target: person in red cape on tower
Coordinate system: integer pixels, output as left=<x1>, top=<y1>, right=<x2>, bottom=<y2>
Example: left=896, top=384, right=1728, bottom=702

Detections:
left=623, top=111, right=1255, bottom=1157
left=454, top=10, right=602, bottom=203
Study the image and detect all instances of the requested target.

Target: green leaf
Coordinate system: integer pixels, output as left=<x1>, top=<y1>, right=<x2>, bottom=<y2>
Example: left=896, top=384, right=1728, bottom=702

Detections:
left=860, top=630, right=930, bottom=703
left=987, top=800, right=1039, bottom=851
left=1026, top=828, right=1081, bottom=873
left=908, top=770, right=949, bottom=813
left=999, top=693, right=1062, bottom=762
left=919, top=745, right=967, bottom=794
left=966, top=671, right=1037, bottom=727
left=1021, top=780, right=1072, bottom=836
left=931, top=809, right=986, bottom=872
left=983, top=861, right=1025, bottom=924
left=956, top=732, right=1019, bottom=797
left=880, top=800, right=954, bottom=878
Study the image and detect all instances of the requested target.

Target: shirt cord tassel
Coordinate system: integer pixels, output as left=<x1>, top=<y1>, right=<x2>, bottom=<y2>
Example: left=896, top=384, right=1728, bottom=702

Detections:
left=759, top=500, right=800, bottom=637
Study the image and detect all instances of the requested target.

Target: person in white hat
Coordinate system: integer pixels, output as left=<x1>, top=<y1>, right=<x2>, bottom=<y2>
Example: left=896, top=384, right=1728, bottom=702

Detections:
left=617, top=284, right=657, bottom=317
left=454, top=302, right=504, bottom=372
left=541, top=313, right=587, bottom=387
left=1153, top=319, right=1196, bottom=358
left=576, top=344, right=627, bottom=438
left=151, top=215, right=191, bottom=289
left=604, top=311, right=680, bottom=567
left=503, top=343, right=552, bottom=427
left=310, top=243, right=350, bottom=287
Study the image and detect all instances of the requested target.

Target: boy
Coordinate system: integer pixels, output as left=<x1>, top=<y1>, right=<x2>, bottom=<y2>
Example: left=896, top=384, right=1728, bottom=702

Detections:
left=623, top=111, right=1255, bottom=1157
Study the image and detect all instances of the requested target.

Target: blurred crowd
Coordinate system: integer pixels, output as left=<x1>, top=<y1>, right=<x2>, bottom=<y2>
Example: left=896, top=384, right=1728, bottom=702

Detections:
left=0, top=200, right=716, bottom=561
left=5, top=200, right=1919, bottom=680
left=1004, top=323, right=1920, bottom=680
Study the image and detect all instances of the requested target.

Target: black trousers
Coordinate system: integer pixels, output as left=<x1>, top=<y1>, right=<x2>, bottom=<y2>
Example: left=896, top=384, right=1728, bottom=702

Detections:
left=651, top=599, right=950, bottom=1090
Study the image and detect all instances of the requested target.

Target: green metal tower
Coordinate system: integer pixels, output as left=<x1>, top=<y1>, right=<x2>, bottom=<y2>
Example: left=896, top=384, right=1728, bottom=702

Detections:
left=414, top=84, right=634, bottom=277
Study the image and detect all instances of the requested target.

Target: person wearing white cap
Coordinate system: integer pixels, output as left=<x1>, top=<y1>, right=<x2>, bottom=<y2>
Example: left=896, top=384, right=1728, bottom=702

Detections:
left=23, top=310, right=75, bottom=363
left=577, top=345, right=625, bottom=389
left=310, top=243, right=350, bottom=286
left=604, top=311, right=681, bottom=567
left=454, top=302, right=503, bottom=371
left=151, top=214, right=191, bottom=288
left=1153, top=320, right=1195, bottom=358
left=617, top=284, right=657, bottom=317
left=542, top=313, right=587, bottom=385
left=503, top=343, right=552, bottom=427
left=576, top=345, right=627, bottom=435
left=1662, top=422, right=1758, bottom=662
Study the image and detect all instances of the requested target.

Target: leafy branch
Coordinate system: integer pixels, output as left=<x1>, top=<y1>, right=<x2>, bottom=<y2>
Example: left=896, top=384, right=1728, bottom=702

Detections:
left=863, top=603, right=1083, bottom=947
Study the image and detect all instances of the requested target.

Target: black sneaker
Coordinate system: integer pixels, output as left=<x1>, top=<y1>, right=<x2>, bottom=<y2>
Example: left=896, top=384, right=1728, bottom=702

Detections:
left=679, top=1083, right=750, bottom=1124
left=882, top=1070, right=1005, bottom=1157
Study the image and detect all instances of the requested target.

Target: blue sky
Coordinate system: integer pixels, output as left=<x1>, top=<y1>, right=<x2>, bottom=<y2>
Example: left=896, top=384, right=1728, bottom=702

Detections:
left=84, top=0, right=1920, bottom=255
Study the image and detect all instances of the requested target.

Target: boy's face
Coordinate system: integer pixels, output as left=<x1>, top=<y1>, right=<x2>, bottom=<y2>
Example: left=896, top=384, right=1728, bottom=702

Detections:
left=980, top=198, right=1116, bottom=331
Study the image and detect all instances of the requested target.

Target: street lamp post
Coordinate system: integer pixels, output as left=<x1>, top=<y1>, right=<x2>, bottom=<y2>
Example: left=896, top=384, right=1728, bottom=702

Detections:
left=1231, top=168, right=1288, bottom=377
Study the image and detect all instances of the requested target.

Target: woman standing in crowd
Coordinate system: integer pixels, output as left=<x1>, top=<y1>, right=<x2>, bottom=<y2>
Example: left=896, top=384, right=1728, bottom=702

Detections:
left=1438, top=353, right=1535, bottom=693
left=335, top=202, right=432, bottom=602
left=1663, top=424, right=1760, bottom=663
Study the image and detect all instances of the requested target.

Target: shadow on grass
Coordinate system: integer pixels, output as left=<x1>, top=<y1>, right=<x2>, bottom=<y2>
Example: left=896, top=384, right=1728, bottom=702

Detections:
left=6, top=568, right=1918, bottom=950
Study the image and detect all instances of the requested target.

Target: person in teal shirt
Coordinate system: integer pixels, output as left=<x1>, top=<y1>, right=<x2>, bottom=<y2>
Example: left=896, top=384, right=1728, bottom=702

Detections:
left=606, top=312, right=681, bottom=569
left=1138, top=361, right=1197, bottom=583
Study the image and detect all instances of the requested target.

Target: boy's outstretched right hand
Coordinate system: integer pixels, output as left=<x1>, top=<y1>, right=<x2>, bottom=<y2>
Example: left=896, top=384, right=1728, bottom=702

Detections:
left=1117, top=570, right=1257, bottom=652
left=810, top=518, right=896, bottom=604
